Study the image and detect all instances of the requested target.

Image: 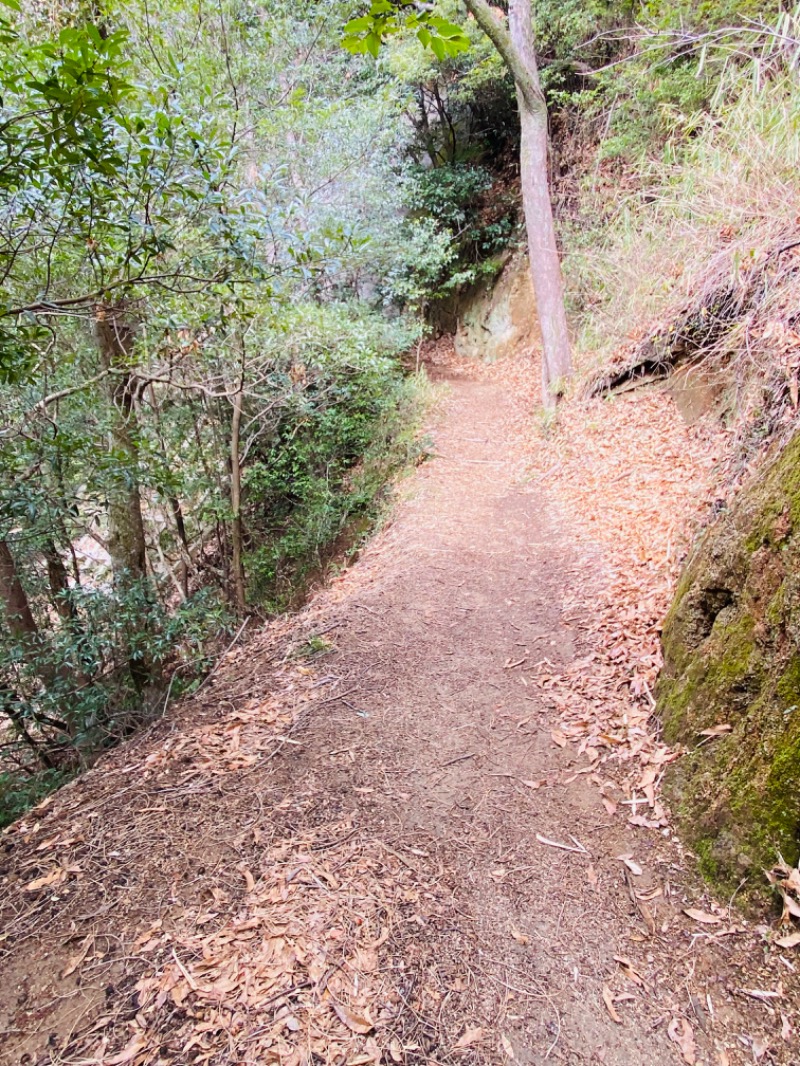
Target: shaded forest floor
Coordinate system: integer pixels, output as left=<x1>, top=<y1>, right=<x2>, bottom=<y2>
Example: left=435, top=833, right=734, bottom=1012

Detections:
left=1, top=343, right=797, bottom=1065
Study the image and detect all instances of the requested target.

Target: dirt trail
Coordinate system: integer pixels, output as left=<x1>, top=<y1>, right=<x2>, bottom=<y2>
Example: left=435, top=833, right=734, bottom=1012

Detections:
left=278, top=368, right=721, bottom=1066
left=1, top=364, right=796, bottom=1066
left=287, top=368, right=678, bottom=1064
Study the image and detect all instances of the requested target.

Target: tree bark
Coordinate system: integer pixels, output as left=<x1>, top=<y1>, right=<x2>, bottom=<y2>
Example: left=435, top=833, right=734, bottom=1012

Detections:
left=229, top=383, right=246, bottom=616
left=168, top=495, right=191, bottom=598
left=94, top=304, right=153, bottom=693
left=93, top=305, right=148, bottom=585
left=44, top=540, right=76, bottom=622
left=462, top=0, right=573, bottom=406
left=0, top=538, right=38, bottom=642
left=148, top=382, right=192, bottom=598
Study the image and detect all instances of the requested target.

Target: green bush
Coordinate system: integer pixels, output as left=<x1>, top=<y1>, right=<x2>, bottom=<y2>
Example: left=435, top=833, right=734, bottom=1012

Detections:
left=0, top=769, right=72, bottom=830
left=391, top=162, right=516, bottom=305
left=242, top=303, right=422, bottom=608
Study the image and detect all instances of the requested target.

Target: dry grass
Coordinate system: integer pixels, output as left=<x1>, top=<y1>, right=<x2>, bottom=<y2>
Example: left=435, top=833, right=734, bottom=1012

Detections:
left=567, top=74, right=800, bottom=457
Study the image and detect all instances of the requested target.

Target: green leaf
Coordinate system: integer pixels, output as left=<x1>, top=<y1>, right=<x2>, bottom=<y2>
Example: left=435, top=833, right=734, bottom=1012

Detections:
left=342, top=33, right=368, bottom=54
left=343, top=16, right=372, bottom=34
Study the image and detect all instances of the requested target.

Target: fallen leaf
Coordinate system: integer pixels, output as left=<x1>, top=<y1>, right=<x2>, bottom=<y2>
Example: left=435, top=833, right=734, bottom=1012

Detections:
left=614, top=955, right=645, bottom=987
left=775, top=930, right=800, bottom=948
left=683, top=908, right=721, bottom=925
left=60, top=936, right=93, bottom=980
left=637, top=898, right=656, bottom=936
left=334, top=1003, right=374, bottom=1035
left=105, top=1036, right=148, bottom=1065
left=454, top=1027, right=485, bottom=1050
left=667, top=1017, right=696, bottom=1064
left=741, top=988, right=781, bottom=1002
left=170, top=979, right=190, bottom=1007
left=24, top=867, right=66, bottom=892
left=551, top=730, right=567, bottom=748
left=355, top=947, right=379, bottom=972
left=781, top=1012, right=792, bottom=1041
left=510, top=926, right=530, bottom=946
left=628, top=814, right=664, bottom=829
left=617, top=854, right=643, bottom=876
left=751, top=1037, right=770, bottom=1061
left=500, top=1033, right=515, bottom=1059
left=587, top=864, right=599, bottom=889
left=602, top=984, right=622, bottom=1024
left=779, top=891, right=800, bottom=920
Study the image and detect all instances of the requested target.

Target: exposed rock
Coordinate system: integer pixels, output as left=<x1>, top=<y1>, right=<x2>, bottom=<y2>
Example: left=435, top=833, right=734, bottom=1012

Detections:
left=666, top=364, right=727, bottom=425
left=658, top=431, right=800, bottom=897
left=453, top=251, right=540, bottom=362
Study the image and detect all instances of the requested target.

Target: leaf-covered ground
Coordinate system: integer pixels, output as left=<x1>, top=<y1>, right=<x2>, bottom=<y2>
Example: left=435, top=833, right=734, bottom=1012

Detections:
left=1, top=344, right=798, bottom=1066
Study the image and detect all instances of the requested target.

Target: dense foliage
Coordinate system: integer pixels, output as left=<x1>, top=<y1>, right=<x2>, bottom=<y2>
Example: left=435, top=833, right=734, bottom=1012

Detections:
left=0, top=0, right=429, bottom=821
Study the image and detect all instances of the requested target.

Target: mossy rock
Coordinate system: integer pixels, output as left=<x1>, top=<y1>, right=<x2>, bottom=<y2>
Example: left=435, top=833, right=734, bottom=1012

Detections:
left=658, top=431, right=800, bottom=901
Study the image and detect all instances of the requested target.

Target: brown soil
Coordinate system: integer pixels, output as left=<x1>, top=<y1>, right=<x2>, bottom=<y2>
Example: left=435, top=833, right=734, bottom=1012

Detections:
left=0, top=359, right=797, bottom=1066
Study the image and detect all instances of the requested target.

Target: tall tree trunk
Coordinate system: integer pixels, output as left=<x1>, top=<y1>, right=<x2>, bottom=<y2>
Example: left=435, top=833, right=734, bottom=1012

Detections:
left=168, top=495, right=191, bottom=598
left=229, top=384, right=246, bottom=616
left=94, top=305, right=148, bottom=585
left=44, top=540, right=76, bottom=622
left=94, top=304, right=153, bottom=693
left=148, top=382, right=192, bottom=598
left=463, top=0, right=572, bottom=407
left=0, top=537, right=38, bottom=642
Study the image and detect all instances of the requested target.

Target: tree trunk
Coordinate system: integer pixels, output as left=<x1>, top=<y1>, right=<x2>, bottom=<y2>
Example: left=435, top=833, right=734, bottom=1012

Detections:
left=169, top=495, right=191, bottom=598
left=229, top=384, right=246, bottom=616
left=0, top=537, right=38, bottom=642
left=462, top=0, right=573, bottom=406
left=44, top=540, right=76, bottom=622
left=93, top=305, right=148, bottom=585
left=94, top=304, right=153, bottom=693
left=148, top=382, right=192, bottom=598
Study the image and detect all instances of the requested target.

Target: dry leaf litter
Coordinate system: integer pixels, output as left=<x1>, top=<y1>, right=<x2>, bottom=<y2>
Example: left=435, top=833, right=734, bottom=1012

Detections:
left=1, top=637, right=473, bottom=1065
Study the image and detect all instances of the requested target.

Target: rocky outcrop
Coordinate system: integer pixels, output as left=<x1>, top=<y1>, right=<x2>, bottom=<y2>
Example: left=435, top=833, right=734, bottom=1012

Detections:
left=453, top=251, right=540, bottom=362
left=658, top=431, right=800, bottom=896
